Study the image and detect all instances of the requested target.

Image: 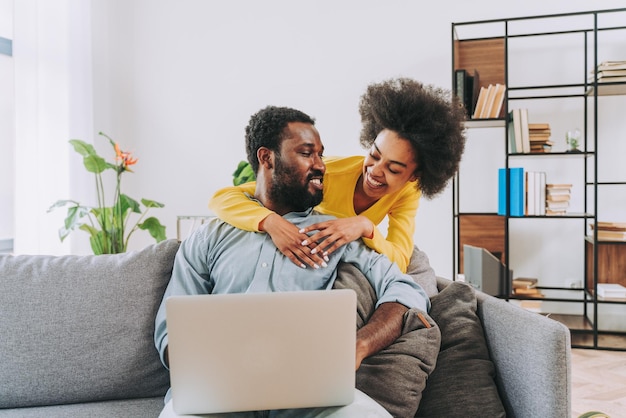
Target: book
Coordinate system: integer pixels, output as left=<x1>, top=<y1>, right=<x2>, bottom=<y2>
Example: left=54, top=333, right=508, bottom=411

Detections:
left=591, top=222, right=626, bottom=231
left=519, top=109, right=530, bottom=153
left=547, top=194, right=570, bottom=202
left=488, top=84, right=506, bottom=118
left=528, top=123, right=550, bottom=131
left=469, top=69, right=481, bottom=116
left=546, top=209, right=567, bottom=216
left=597, top=283, right=626, bottom=298
left=595, top=60, right=626, bottom=71
left=529, top=133, right=552, bottom=140
left=513, top=277, right=538, bottom=289
left=537, top=171, right=546, bottom=216
left=546, top=188, right=571, bottom=197
left=480, top=84, right=496, bottom=119
left=547, top=183, right=573, bottom=191
left=525, top=171, right=536, bottom=215
left=596, top=69, right=626, bottom=77
left=472, top=86, right=488, bottom=119
left=498, top=167, right=525, bottom=217
left=455, top=69, right=470, bottom=117
left=589, top=222, right=626, bottom=240
left=595, top=230, right=626, bottom=241
left=597, top=75, right=626, bottom=83
left=546, top=201, right=570, bottom=210
left=513, top=287, right=544, bottom=297
left=508, top=109, right=523, bottom=153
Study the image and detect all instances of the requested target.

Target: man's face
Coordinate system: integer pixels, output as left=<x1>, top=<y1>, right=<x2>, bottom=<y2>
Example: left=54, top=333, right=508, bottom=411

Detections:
left=269, top=122, right=326, bottom=212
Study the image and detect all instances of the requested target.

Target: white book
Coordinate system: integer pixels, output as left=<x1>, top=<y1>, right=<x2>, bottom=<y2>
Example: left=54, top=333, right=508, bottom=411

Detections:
left=597, top=283, right=626, bottom=298
left=538, top=172, right=546, bottom=216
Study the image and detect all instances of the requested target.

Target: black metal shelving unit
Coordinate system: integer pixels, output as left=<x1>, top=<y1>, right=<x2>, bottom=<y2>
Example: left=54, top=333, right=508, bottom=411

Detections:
left=452, top=8, right=626, bottom=350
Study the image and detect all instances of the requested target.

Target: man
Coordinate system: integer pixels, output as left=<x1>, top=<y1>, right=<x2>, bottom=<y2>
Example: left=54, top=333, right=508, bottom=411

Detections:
left=154, top=106, right=430, bottom=417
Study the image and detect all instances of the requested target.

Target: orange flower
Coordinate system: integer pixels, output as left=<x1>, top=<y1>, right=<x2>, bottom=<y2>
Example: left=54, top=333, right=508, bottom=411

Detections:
left=114, top=142, right=138, bottom=170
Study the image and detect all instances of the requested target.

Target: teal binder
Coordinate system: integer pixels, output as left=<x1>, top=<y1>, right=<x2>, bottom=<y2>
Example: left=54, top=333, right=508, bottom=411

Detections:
left=498, top=167, right=524, bottom=216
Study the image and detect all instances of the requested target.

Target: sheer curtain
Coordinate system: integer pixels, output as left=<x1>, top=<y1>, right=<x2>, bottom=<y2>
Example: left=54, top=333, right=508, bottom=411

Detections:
left=13, top=0, right=93, bottom=254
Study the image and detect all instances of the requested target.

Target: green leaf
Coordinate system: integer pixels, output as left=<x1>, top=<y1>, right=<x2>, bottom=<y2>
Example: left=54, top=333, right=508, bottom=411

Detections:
left=81, top=227, right=107, bottom=254
left=141, top=198, right=165, bottom=208
left=55, top=203, right=91, bottom=241
left=63, top=205, right=90, bottom=230
left=48, top=199, right=80, bottom=212
left=119, top=194, right=141, bottom=214
left=69, top=139, right=110, bottom=174
left=139, top=217, right=167, bottom=242
left=233, top=160, right=256, bottom=186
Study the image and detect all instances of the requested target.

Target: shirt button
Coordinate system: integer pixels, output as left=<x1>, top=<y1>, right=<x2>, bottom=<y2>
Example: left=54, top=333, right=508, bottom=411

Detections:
left=261, top=262, right=268, bottom=268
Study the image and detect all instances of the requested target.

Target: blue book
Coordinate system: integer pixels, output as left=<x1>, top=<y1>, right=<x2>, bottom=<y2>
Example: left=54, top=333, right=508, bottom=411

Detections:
left=498, top=168, right=524, bottom=216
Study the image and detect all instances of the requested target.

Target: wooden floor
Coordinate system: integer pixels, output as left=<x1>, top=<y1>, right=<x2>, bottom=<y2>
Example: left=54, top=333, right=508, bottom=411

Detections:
left=571, top=348, right=626, bottom=417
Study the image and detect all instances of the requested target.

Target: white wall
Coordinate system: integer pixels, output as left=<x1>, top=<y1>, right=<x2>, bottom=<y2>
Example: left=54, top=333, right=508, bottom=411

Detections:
left=7, top=0, right=626, bottom=280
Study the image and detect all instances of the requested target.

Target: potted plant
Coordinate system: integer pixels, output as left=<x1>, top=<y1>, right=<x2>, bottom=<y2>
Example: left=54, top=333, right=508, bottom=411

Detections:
left=48, top=132, right=167, bottom=254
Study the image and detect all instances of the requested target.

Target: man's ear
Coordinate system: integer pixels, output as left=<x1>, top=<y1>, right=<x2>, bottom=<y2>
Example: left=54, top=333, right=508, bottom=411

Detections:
left=257, top=147, right=274, bottom=170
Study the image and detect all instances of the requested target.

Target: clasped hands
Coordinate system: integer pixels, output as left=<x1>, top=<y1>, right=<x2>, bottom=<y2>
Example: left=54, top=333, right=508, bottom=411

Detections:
left=259, top=214, right=375, bottom=269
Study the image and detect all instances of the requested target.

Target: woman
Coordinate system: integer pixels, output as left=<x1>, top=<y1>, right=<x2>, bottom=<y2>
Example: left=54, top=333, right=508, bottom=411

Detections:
left=209, top=78, right=466, bottom=272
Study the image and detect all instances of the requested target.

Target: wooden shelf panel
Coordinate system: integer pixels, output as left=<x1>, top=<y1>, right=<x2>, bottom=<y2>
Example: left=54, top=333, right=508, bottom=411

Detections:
left=545, top=313, right=592, bottom=331
left=454, top=38, right=505, bottom=89
left=458, top=214, right=505, bottom=273
left=585, top=240, right=626, bottom=291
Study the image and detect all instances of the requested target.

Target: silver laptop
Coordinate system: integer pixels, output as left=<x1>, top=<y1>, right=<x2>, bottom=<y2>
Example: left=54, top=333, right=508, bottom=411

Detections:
left=165, top=289, right=357, bottom=415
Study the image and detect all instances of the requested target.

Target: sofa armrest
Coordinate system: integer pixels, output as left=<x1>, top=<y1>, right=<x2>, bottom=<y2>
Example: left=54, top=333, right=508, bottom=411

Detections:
left=436, top=278, right=571, bottom=418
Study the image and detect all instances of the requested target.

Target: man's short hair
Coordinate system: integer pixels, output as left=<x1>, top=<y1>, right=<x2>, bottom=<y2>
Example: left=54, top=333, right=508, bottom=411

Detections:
left=245, top=106, right=316, bottom=174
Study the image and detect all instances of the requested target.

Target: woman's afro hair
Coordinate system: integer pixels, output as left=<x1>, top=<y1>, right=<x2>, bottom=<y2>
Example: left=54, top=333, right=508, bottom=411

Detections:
left=358, top=78, right=466, bottom=198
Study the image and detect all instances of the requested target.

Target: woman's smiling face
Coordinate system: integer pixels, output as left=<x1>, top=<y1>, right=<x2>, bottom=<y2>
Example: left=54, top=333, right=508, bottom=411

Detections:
left=361, top=129, right=418, bottom=200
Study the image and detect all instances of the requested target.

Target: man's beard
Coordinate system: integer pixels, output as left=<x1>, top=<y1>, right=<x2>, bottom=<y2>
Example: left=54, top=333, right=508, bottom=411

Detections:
left=269, top=155, right=323, bottom=212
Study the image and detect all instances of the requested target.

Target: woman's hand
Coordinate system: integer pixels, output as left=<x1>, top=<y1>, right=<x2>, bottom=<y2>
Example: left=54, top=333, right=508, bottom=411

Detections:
left=260, top=214, right=328, bottom=269
left=299, top=216, right=375, bottom=258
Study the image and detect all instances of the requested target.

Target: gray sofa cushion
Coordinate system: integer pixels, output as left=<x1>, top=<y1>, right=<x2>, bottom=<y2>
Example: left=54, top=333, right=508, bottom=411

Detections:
left=334, top=262, right=441, bottom=418
left=0, top=239, right=180, bottom=409
left=406, top=245, right=438, bottom=298
left=415, top=281, right=506, bottom=418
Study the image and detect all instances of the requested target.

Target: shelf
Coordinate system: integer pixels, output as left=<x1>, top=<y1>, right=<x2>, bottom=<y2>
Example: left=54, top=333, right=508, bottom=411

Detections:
left=452, top=8, right=626, bottom=350
left=570, top=332, right=626, bottom=350
left=464, top=119, right=505, bottom=128
left=508, top=151, right=594, bottom=158
left=545, top=313, right=592, bottom=331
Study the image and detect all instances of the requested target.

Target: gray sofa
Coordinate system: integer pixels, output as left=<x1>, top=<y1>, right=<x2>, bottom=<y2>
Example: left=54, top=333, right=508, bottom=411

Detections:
left=0, top=239, right=571, bottom=417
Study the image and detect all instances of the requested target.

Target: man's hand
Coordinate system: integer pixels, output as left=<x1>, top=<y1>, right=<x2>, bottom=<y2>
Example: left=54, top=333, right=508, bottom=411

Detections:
left=259, top=214, right=328, bottom=269
left=299, top=216, right=375, bottom=258
left=354, top=302, right=408, bottom=370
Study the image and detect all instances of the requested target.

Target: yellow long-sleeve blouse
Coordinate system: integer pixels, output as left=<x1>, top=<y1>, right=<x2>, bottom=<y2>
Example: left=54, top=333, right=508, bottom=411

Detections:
left=208, top=156, right=421, bottom=272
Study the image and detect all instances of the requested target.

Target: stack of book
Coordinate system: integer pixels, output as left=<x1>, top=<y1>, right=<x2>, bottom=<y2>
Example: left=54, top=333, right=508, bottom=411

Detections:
left=473, top=83, right=506, bottom=119
left=545, top=184, right=572, bottom=215
left=597, top=283, right=626, bottom=299
left=589, top=221, right=626, bottom=241
left=512, top=277, right=542, bottom=297
left=528, top=123, right=553, bottom=152
left=589, top=60, right=626, bottom=84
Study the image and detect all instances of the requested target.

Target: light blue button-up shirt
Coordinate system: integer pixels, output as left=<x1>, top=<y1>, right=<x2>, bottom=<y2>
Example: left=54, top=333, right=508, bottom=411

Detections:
left=155, top=208, right=429, bottom=368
